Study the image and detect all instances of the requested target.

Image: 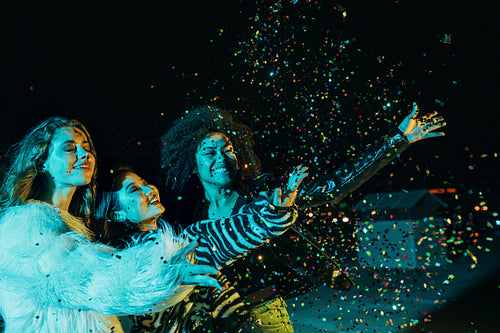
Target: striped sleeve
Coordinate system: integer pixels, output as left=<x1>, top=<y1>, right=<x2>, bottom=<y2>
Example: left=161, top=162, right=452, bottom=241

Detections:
left=183, top=195, right=297, bottom=268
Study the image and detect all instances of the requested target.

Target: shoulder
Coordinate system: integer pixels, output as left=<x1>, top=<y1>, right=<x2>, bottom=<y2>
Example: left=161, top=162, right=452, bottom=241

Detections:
left=0, top=200, right=64, bottom=233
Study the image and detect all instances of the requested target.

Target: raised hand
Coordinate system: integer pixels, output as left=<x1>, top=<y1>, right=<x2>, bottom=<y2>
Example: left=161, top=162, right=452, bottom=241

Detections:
left=398, top=102, right=446, bottom=143
left=272, top=165, right=309, bottom=207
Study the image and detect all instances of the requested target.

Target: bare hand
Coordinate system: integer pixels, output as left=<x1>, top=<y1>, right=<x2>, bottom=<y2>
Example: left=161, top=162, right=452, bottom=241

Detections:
left=398, top=102, right=446, bottom=143
left=174, top=241, right=221, bottom=290
left=272, top=165, right=309, bottom=207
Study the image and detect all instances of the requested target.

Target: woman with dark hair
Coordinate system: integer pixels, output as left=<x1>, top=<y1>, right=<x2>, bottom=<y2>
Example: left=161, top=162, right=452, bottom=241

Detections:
left=90, top=165, right=305, bottom=332
left=160, top=103, right=446, bottom=332
left=0, top=117, right=221, bottom=333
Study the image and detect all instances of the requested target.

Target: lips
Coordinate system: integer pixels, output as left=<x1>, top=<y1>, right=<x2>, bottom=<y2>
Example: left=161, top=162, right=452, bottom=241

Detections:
left=73, top=162, right=92, bottom=171
left=211, top=163, right=237, bottom=176
left=211, top=167, right=231, bottom=175
left=148, top=194, right=160, bottom=205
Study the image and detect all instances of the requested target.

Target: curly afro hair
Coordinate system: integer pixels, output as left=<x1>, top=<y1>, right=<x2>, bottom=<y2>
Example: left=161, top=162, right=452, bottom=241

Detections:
left=160, top=105, right=261, bottom=192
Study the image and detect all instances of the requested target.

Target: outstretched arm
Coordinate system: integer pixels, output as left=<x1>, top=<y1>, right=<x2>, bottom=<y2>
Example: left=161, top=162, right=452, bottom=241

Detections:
left=296, top=103, right=446, bottom=209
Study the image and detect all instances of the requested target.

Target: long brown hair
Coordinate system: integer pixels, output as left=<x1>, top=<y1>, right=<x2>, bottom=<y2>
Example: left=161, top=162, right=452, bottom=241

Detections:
left=0, top=117, right=98, bottom=239
left=91, top=166, right=141, bottom=247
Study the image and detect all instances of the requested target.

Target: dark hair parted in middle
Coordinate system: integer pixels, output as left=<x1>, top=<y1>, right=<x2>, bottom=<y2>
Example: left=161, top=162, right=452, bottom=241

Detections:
left=91, top=165, right=138, bottom=247
left=160, top=105, right=261, bottom=192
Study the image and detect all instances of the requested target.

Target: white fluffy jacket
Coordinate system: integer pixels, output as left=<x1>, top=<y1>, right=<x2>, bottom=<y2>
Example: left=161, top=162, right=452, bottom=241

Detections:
left=0, top=201, right=192, bottom=333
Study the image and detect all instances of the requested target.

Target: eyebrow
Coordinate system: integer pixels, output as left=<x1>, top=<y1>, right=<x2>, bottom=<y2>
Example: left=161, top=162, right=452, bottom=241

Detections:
left=126, top=183, right=136, bottom=191
left=202, top=142, right=233, bottom=149
left=61, top=140, right=90, bottom=145
left=125, top=178, right=146, bottom=191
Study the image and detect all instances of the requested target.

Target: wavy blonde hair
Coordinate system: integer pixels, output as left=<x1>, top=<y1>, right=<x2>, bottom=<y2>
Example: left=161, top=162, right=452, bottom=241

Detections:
left=0, top=117, right=97, bottom=239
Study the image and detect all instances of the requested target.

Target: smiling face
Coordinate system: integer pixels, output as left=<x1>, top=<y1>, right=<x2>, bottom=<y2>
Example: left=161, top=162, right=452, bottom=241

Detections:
left=195, top=132, right=238, bottom=189
left=113, top=172, right=165, bottom=224
left=43, top=126, right=95, bottom=189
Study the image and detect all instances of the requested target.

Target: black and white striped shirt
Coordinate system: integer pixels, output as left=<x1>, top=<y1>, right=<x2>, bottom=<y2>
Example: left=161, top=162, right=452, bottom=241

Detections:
left=184, top=194, right=297, bottom=268
left=129, top=195, right=297, bottom=333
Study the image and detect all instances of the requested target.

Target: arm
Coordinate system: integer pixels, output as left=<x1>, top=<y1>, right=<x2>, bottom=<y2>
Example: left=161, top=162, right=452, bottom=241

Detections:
left=0, top=202, right=216, bottom=316
left=296, top=103, right=445, bottom=208
left=296, top=127, right=409, bottom=208
left=183, top=195, right=298, bottom=268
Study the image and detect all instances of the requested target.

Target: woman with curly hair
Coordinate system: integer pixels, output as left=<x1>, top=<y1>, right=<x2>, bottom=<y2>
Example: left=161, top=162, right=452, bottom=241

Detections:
left=0, top=117, right=221, bottom=333
left=160, top=104, right=446, bottom=332
left=161, top=107, right=262, bottom=194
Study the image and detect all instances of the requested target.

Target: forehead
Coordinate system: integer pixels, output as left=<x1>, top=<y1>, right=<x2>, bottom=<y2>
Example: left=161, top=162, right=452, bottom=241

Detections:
left=198, top=132, right=231, bottom=148
left=115, top=172, right=141, bottom=191
left=52, top=126, right=88, bottom=143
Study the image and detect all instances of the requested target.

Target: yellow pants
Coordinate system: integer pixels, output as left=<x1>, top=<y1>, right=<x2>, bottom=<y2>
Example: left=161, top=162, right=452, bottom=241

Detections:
left=240, top=297, right=293, bottom=333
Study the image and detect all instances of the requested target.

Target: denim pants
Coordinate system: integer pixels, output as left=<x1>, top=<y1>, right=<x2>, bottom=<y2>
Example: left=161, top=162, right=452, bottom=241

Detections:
left=240, top=297, right=293, bottom=333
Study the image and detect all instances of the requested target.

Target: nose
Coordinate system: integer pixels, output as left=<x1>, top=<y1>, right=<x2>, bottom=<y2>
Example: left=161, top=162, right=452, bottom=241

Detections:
left=141, top=185, right=153, bottom=195
left=75, top=145, right=89, bottom=160
left=218, top=150, right=230, bottom=162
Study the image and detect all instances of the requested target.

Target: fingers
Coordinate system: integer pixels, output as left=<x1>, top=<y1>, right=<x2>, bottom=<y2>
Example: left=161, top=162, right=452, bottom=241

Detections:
left=410, top=102, right=419, bottom=118
left=421, top=111, right=439, bottom=121
left=295, top=166, right=309, bottom=187
left=287, top=165, right=309, bottom=191
left=181, top=263, right=221, bottom=289
left=423, top=131, right=445, bottom=139
left=176, top=241, right=198, bottom=258
left=273, top=188, right=282, bottom=206
left=425, top=121, right=447, bottom=131
left=418, top=111, right=446, bottom=132
left=428, top=115, right=445, bottom=124
left=185, top=263, right=218, bottom=276
left=184, top=274, right=222, bottom=290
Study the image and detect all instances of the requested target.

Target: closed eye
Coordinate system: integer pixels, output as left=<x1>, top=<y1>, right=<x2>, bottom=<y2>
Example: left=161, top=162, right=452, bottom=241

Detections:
left=82, top=143, right=91, bottom=152
left=63, top=143, right=77, bottom=152
left=127, top=185, right=140, bottom=193
left=202, top=150, right=216, bottom=156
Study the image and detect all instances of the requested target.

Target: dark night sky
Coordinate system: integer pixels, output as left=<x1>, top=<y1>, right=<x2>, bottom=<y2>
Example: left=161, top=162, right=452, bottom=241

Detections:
left=0, top=1, right=498, bottom=204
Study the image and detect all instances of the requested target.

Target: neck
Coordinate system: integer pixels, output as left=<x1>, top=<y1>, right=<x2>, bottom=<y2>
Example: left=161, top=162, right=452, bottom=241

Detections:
left=49, top=187, right=78, bottom=211
left=201, top=181, right=236, bottom=207
left=139, top=218, right=158, bottom=231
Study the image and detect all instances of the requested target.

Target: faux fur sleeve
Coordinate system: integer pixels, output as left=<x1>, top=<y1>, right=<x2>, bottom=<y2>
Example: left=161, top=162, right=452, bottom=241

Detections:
left=0, top=202, right=193, bottom=316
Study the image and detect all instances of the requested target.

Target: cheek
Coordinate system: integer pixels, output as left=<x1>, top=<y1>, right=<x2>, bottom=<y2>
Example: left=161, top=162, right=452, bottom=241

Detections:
left=89, top=155, right=96, bottom=169
left=47, top=157, right=72, bottom=177
left=125, top=199, right=146, bottom=221
left=228, top=156, right=238, bottom=169
left=197, top=158, right=211, bottom=173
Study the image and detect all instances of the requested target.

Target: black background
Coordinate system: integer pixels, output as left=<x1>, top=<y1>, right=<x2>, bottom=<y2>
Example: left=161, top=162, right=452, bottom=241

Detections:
left=0, top=1, right=498, bottom=205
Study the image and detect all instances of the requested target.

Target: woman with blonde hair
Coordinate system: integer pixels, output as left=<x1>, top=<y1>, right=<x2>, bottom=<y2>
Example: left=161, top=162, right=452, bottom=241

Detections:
left=0, top=117, right=221, bottom=333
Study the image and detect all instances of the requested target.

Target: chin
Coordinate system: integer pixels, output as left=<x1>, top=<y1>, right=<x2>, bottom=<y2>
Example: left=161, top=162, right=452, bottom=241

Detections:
left=152, top=206, right=165, bottom=217
left=75, top=181, right=92, bottom=187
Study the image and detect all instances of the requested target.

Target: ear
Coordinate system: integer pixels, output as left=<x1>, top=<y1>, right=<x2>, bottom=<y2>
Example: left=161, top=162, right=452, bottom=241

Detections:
left=110, top=210, right=127, bottom=223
